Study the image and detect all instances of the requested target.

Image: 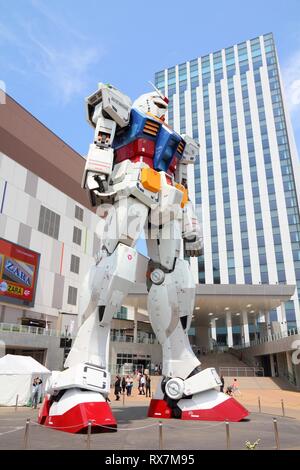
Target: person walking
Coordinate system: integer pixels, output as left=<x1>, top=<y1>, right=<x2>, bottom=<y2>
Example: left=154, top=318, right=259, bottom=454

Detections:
left=231, top=378, right=241, bottom=396
left=125, top=375, right=131, bottom=396
left=145, top=375, right=151, bottom=397
left=139, top=374, right=146, bottom=395
left=114, top=375, right=121, bottom=401
left=129, top=376, right=134, bottom=396
left=220, top=375, right=225, bottom=393
left=31, top=377, right=42, bottom=409
left=121, top=376, right=126, bottom=395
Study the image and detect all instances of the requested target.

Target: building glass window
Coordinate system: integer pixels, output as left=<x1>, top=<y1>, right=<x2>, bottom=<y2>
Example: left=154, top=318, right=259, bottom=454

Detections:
left=73, top=226, right=82, bottom=245
left=113, top=306, right=128, bottom=320
left=67, top=286, right=78, bottom=305
left=38, top=205, right=60, bottom=240
left=70, top=254, right=80, bottom=274
left=75, top=205, right=84, bottom=222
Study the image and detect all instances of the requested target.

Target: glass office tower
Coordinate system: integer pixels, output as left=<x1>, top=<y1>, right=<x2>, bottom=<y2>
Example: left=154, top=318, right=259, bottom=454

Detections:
left=154, top=33, right=300, bottom=330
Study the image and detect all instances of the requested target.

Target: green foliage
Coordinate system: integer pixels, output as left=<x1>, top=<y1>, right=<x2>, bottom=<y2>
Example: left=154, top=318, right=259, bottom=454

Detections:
left=245, top=438, right=260, bottom=450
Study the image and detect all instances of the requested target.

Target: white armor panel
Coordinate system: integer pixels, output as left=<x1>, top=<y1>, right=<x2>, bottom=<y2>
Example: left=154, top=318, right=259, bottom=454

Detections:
left=181, top=134, right=199, bottom=164
left=147, top=256, right=199, bottom=379
left=47, top=363, right=110, bottom=395
left=86, top=83, right=132, bottom=129
left=149, top=172, right=183, bottom=226
left=64, top=243, right=148, bottom=372
left=102, top=196, right=149, bottom=253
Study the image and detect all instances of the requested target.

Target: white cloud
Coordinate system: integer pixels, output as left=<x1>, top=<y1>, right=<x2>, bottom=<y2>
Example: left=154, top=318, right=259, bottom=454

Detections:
left=282, top=50, right=300, bottom=122
left=0, top=8, right=106, bottom=105
left=24, top=28, right=104, bottom=104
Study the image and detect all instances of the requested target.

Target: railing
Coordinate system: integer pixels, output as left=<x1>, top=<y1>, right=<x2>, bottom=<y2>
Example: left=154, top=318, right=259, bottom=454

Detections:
left=233, top=327, right=299, bottom=350
left=110, top=335, right=159, bottom=344
left=0, top=322, right=60, bottom=337
left=0, top=323, right=159, bottom=344
left=109, top=363, right=152, bottom=375
left=219, top=366, right=264, bottom=377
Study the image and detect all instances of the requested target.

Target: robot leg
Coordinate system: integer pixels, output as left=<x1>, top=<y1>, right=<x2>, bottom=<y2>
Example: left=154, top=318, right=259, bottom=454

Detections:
left=39, top=243, right=148, bottom=433
left=147, top=258, right=248, bottom=422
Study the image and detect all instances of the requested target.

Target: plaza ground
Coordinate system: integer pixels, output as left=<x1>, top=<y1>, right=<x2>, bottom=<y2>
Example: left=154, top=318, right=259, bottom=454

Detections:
left=0, top=378, right=300, bottom=450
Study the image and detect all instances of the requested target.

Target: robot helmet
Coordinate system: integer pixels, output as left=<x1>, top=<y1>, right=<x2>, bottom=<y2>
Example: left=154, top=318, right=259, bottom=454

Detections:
left=133, top=84, right=168, bottom=121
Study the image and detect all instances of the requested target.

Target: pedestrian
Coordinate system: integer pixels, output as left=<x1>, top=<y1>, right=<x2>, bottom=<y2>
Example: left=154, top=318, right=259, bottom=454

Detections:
left=31, top=377, right=42, bottom=409
left=154, top=364, right=158, bottom=376
left=139, top=374, right=146, bottom=395
left=158, top=363, right=162, bottom=375
left=114, top=375, right=121, bottom=401
left=231, top=378, right=241, bottom=396
left=129, top=375, right=134, bottom=396
left=145, top=375, right=151, bottom=397
left=121, top=376, right=126, bottom=394
left=220, top=375, right=225, bottom=393
left=125, top=375, right=131, bottom=396
left=225, top=386, right=233, bottom=397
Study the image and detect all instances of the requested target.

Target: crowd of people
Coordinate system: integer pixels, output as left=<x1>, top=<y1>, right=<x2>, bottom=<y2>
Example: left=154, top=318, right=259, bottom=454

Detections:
left=114, top=370, right=152, bottom=401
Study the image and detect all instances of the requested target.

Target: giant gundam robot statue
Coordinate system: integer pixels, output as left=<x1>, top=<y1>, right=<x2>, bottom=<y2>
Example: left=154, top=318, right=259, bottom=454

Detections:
left=38, top=83, right=248, bottom=433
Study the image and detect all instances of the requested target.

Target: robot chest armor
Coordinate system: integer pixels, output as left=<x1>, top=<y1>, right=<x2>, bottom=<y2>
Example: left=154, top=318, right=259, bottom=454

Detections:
left=113, top=108, right=186, bottom=175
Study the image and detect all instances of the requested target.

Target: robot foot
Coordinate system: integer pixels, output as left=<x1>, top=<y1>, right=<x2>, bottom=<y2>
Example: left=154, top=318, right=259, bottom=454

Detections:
left=148, top=380, right=248, bottom=422
left=38, top=388, right=117, bottom=433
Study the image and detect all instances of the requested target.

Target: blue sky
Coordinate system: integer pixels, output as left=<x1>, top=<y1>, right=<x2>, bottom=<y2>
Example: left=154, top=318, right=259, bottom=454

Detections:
left=0, top=0, right=300, bottom=157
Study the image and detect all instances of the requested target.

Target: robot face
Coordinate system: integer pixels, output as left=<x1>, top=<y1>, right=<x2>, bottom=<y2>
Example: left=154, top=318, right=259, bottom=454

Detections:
left=133, top=92, right=168, bottom=121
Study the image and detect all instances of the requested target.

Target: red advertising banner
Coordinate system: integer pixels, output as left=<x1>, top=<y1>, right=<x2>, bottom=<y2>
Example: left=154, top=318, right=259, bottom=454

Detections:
left=0, top=238, right=40, bottom=307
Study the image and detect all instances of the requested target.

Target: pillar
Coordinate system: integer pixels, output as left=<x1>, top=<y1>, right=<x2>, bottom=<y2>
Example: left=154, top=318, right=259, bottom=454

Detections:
left=226, top=312, right=233, bottom=348
left=211, top=319, right=217, bottom=341
left=270, top=354, right=276, bottom=377
left=133, top=307, right=138, bottom=343
left=279, top=302, right=288, bottom=336
left=265, top=310, right=272, bottom=338
left=242, top=311, right=250, bottom=346
left=254, top=315, right=259, bottom=341
left=258, top=311, right=265, bottom=323
left=286, top=351, right=294, bottom=377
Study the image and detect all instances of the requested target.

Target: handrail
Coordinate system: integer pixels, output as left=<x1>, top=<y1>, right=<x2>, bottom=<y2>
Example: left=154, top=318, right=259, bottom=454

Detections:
left=0, top=322, right=159, bottom=344
left=0, top=322, right=61, bottom=337
left=110, top=335, right=159, bottom=344
left=219, top=366, right=264, bottom=377
left=233, top=327, right=299, bottom=350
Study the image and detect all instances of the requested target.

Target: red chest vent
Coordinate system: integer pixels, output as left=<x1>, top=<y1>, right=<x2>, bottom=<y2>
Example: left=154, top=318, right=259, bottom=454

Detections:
left=115, top=138, right=155, bottom=165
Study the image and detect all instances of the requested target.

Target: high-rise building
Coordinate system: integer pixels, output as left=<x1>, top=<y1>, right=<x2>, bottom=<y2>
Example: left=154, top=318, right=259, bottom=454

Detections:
left=155, top=33, right=300, bottom=331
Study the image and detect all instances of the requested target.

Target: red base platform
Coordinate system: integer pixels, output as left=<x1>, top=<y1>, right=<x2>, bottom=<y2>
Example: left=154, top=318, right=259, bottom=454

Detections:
left=38, top=396, right=117, bottom=433
left=148, top=397, right=248, bottom=422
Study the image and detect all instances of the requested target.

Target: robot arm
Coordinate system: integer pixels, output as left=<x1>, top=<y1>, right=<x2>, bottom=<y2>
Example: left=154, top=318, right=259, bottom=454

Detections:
left=175, top=135, right=203, bottom=257
left=82, top=83, right=132, bottom=206
left=182, top=201, right=203, bottom=257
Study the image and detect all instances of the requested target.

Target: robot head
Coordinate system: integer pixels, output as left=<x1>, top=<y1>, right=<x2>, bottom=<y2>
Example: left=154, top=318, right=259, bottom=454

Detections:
left=133, top=84, right=168, bottom=121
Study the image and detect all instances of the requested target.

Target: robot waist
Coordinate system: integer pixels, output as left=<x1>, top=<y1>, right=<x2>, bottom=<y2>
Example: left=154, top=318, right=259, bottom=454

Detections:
left=114, top=138, right=176, bottom=177
left=115, top=154, right=176, bottom=179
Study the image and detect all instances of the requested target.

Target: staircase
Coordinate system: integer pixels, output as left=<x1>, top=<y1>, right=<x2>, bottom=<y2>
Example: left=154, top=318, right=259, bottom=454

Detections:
left=198, top=350, right=250, bottom=371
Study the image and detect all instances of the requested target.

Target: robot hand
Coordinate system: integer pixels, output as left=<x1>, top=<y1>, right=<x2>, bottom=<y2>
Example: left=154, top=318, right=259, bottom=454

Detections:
left=182, top=201, right=203, bottom=257
left=184, top=236, right=203, bottom=257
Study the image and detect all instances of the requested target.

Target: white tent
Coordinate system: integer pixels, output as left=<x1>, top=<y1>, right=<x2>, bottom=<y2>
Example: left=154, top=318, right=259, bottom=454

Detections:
left=0, top=354, right=51, bottom=406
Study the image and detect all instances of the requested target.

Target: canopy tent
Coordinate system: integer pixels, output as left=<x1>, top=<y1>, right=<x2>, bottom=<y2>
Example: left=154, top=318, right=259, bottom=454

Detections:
left=0, top=354, right=51, bottom=406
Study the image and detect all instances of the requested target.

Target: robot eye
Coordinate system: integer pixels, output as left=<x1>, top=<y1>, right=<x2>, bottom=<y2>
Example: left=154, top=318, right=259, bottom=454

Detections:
left=154, top=101, right=167, bottom=109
